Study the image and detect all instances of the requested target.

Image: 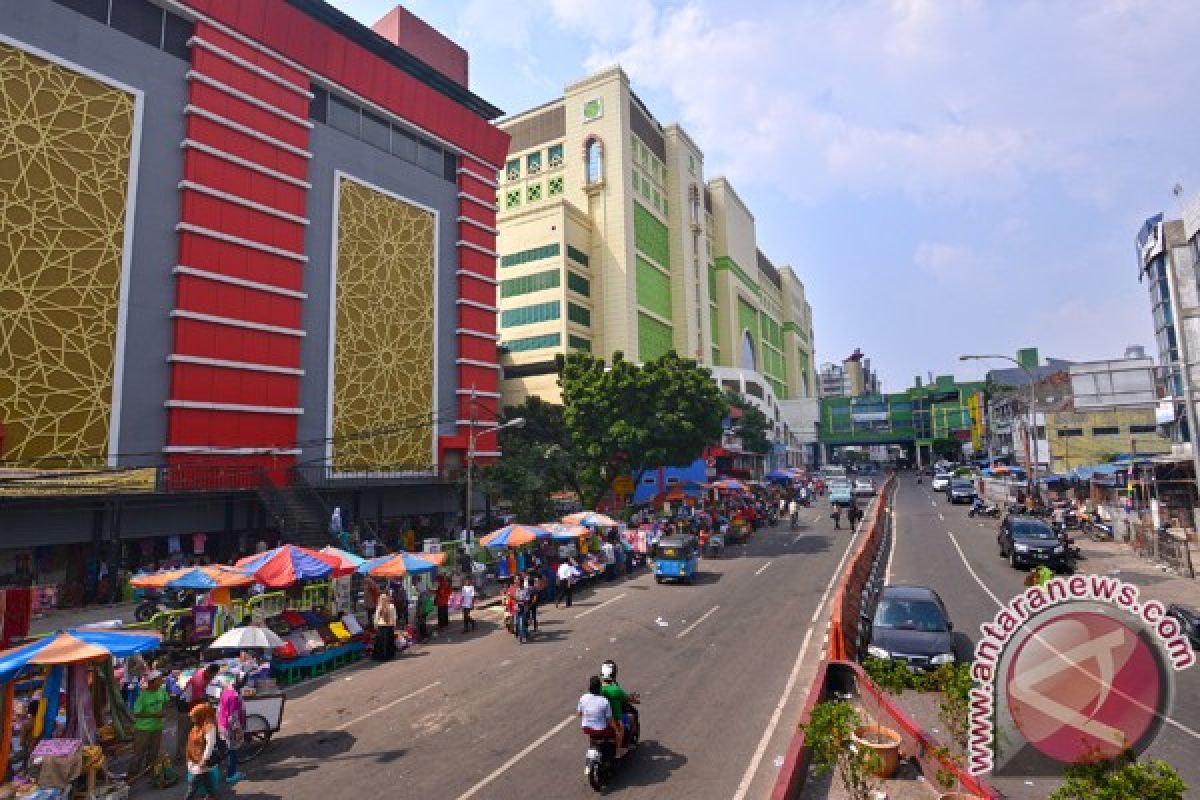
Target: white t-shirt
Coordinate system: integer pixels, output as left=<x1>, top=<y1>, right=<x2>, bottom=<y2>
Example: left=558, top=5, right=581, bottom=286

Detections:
left=601, top=542, right=615, bottom=565
left=461, top=584, right=475, bottom=609
left=578, top=693, right=613, bottom=729
left=362, top=539, right=377, bottom=558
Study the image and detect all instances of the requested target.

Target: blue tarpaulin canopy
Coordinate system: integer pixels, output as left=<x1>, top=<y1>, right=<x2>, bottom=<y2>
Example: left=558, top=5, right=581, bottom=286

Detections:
left=764, top=470, right=793, bottom=482
left=0, top=628, right=161, bottom=684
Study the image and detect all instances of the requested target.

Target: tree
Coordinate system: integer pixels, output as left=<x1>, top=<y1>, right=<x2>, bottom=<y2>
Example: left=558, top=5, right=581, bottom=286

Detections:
left=724, top=390, right=771, bottom=455
left=478, top=397, right=578, bottom=522
left=931, top=437, right=962, bottom=460
left=558, top=350, right=726, bottom=507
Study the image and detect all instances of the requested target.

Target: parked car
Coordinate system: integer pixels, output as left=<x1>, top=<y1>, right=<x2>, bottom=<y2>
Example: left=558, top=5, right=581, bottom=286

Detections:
left=998, top=515, right=1069, bottom=571
left=853, top=478, right=876, bottom=497
left=864, top=585, right=956, bottom=669
left=830, top=481, right=853, bottom=507
left=1166, top=604, right=1200, bottom=650
left=931, top=472, right=952, bottom=491
left=948, top=479, right=976, bottom=504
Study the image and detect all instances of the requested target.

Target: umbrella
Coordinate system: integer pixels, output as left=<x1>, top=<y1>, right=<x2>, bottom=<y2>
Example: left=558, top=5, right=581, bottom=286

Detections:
left=561, top=511, right=617, bottom=527
left=235, top=545, right=349, bottom=588
left=0, top=628, right=161, bottom=683
left=130, top=565, right=255, bottom=591
left=358, top=553, right=440, bottom=578
left=764, top=470, right=792, bottom=482
left=713, top=479, right=748, bottom=492
left=541, top=523, right=589, bottom=541
left=480, top=524, right=550, bottom=548
left=209, top=626, right=285, bottom=651
left=320, top=546, right=365, bottom=572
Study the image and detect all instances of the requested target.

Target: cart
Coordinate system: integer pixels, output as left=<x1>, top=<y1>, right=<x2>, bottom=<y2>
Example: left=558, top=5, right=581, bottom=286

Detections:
left=205, top=685, right=285, bottom=763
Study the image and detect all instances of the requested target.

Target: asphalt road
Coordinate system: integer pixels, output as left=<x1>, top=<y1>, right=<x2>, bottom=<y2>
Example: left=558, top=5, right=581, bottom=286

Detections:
left=168, top=500, right=862, bottom=800
left=889, top=473, right=1200, bottom=798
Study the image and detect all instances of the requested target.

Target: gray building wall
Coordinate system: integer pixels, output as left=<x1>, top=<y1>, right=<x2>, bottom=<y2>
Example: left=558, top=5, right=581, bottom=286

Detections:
left=299, top=122, right=461, bottom=469
left=6, top=0, right=187, bottom=468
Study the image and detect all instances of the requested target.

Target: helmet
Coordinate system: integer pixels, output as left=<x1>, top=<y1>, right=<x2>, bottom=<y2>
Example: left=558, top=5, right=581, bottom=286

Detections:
left=601, top=659, right=618, bottom=681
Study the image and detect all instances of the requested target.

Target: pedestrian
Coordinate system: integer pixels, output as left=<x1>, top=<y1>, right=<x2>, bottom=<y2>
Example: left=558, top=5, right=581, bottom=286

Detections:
left=461, top=576, right=476, bottom=633
left=183, top=704, right=221, bottom=799
left=415, top=585, right=433, bottom=641
left=391, top=580, right=409, bottom=629
left=175, top=664, right=218, bottom=763
left=434, top=574, right=451, bottom=631
left=364, top=578, right=379, bottom=628
left=831, top=506, right=843, bottom=530
left=515, top=577, right=531, bottom=644
left=373, top=593, right=396, bottom=660
left=126, top=670, right=168, bottom=783
left=123, top=653, right=147, bottom=709
left=555, top=558, right=573, bottom=608
left=529, top=572, right=543, bottom=633
left=217, top=677, right=246, bottom=785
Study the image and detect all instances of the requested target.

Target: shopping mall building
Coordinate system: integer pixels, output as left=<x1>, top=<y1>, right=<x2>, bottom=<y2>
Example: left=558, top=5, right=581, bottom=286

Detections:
left=0, top=0, right=507, bottom=593
left=494, top=67, right=821, bottom=468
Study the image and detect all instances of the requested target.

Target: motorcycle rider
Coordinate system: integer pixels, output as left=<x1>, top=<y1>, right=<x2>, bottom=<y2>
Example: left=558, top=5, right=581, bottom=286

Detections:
left=788, top=497, right=799, bottom=530
left=577, top=674, right=615, bottom=749
left=600, top=659, right=639, bottom=757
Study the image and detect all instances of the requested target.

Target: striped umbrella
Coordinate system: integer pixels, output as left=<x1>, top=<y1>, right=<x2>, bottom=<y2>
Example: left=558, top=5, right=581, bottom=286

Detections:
left=0, top=628, right=161, bottom=683
left=561, top=511, right=618, bottom=527
left=357, top=552, right=441, bottom=579
left=479, top=524, right=550, bottom=549
left=713, top=479, right=749, bottom=493
left=320, top=546, right=366, bottom=572
left=541, top=523, right=589, bottom=542
left=130, top=565, right=255, bottom=591
left=235, top=545, right=350, bottom=588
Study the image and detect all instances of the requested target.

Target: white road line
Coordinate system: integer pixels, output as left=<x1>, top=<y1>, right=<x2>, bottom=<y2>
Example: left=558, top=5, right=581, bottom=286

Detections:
left=334, top=681, right=440, bottom=731
left=574, top=592, right=625, bottom=619
left=945, top=531, right=1004, bottom=609
left=733, top=501, right=870, bottom=800
left=931, top=499, right=937, bottom=507
left=791, top=535, right=803, bottom=545
left=937, top=512, right=945, bottom=521
left=884, top=507, right=897, bottom=584
left=755, top=560, right=772, bottom=576
left=455, top=714, right=576, bottom=800
left=676, top=604, right=720, bottom=639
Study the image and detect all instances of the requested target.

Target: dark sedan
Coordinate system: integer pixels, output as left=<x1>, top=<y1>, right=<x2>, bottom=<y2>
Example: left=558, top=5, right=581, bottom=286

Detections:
left=948, top=479, right=976, bottom=504
left=998, top=515, right=1069, bottom=571
left=864, top=585, right=956, bottom=670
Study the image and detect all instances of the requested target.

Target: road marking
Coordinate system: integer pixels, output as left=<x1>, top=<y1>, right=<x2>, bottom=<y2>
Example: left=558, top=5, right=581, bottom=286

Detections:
left=885, top=507, right=897, bottom=584
left=755, top=561, right=772, bottom=576
left=733, top=499, right=870, bottom=800
left=937, top=512, right=945, bottom=521
left=676, top=604, right=720, bottom=639
left=455, top=714, right=576, bottom=800
left=791, top=535, right=803, bottom=545
left=334, top=681, right=440, bottom=731
left=575, top=592, right=626, bottom=619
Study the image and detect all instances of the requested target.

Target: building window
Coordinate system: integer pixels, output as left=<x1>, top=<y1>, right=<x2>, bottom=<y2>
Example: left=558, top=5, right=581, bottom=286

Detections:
left=632, top=171, right=639, bottom=192
left=567, top=302, right=591, bottom=327
left=567, top=245, right=589, bottom=267
left=527, top=182, right=543, bottom=203
left=502, top=332, right=561, bottom=352
left=1091, top=426, right=1120, bottom=436
left=585, top=137, right=604, bottom=184
left=548, top=176, right=564, bottom=196
left=501, top=301, right=561, bottom=328
left=548, top=144, right=564, bottom=169
left=501, top=243, right=560, bottom=267
left=742, top=331, right=757, bottom=371
left=1129, top=424, right=1158, bottom=434
left=567, top=271, right=590, bottom=296
left=500, top=269, right=560, bottom=298
left=1057, top=428, right=1084, bottom=438
left=506, top=159, right=520, bottom=181
left=504, top=189, right=521, bottom=210
left=688, top=154, right=696, bottom=175
left=527, top=151, right=542, bottom=176
left=568, top=335, right=591, bottom=352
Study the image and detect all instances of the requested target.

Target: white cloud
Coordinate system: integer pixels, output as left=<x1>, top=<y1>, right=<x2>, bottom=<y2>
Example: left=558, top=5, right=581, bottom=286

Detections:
left=914, top=242, right=977, bottom=279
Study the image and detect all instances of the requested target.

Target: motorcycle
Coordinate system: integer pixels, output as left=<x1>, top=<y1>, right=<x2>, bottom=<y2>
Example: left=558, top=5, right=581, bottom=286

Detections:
left=134, top=588, right=195, bottom=622
left=968, top=498, right=1000, bottom=518
left=1086, top=519, right=1114, bottom=541
left=584, top=704, right=640, bottom=791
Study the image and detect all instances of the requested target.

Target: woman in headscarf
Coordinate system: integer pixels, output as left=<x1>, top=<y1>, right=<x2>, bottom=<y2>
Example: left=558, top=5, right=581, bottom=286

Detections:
left=184, top=704, right=220, bottom=799
left=373, top=592, right=396, bottom=660
left=217, top=677, right=246, bottom=784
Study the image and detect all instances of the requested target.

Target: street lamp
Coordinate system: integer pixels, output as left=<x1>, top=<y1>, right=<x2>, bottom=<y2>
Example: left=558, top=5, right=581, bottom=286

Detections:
left=961, top=354, right=1039, bottom=499
left=465, top=416, right=525, bottom=542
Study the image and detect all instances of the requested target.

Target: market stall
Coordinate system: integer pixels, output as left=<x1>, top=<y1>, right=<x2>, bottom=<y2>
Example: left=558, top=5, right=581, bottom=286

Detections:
left=0, top=628, right=162, bottom=798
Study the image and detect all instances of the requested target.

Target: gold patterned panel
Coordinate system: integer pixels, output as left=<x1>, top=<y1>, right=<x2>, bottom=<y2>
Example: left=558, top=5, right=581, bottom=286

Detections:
left=0, top=43, right=135, bottom=465
left=333, top=177, right=436, bottom=470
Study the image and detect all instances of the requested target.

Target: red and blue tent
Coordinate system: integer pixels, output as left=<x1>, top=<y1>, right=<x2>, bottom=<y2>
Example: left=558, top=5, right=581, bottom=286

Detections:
left=235, top=545, right=350, bottom=588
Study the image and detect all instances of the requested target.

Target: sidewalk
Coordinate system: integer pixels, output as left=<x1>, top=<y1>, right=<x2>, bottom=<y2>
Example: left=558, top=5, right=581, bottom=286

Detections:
left=1074, top=536, right=1199, bottom=609
left=29, top=601, right=140, bottom=636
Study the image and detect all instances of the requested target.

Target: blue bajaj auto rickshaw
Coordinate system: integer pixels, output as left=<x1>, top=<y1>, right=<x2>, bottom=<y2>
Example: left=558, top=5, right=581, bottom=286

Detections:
left=653, top=535, right=698, bottom=584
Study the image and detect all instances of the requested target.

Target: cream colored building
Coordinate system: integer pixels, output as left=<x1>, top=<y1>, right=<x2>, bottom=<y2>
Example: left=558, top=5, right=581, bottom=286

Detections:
left=493, top=67, right=818, bottom=461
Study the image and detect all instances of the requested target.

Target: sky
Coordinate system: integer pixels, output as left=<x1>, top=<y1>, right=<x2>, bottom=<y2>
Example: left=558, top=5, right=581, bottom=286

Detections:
left=337, top=0, right=1200, bottom=391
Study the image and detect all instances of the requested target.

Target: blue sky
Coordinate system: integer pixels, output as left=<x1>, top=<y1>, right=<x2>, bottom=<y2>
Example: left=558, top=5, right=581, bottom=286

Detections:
left=338, top=0, right=1199, bottom=391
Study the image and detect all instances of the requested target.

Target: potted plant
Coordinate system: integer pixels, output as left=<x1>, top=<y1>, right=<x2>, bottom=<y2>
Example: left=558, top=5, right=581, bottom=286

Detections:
left=801, top=700, right=882, bottom=800
left=851, top=721, right=902, bottom=778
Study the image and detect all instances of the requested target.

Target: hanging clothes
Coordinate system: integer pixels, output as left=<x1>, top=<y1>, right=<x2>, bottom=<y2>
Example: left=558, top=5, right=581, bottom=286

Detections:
left=64, top=663, right=96, bottom=744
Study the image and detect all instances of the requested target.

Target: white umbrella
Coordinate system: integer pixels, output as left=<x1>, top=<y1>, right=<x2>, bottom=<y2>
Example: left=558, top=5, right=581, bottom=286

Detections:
left=209, top=625, right=284, bottom=650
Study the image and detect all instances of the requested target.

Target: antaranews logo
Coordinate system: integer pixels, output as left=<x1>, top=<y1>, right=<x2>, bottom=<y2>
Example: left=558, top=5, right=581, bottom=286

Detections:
left=968, top=574, right=1195, bottom=777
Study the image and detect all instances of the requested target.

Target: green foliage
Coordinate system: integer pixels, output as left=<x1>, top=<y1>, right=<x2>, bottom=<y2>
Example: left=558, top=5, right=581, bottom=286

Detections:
left=1049, top=751, right=1188, bottom=800
left=724, top=390, right=771, bottom=455
left=800, top=701, right=881, bottom=800
left=931, top=437, right=961, bottom=459
left=862, top=660, right=973, bottom=751
left=558, top=350, right=726, bottom=507
left=842, top=450, right=870, bottom=464
left=479, top=397, right=577, bottom=522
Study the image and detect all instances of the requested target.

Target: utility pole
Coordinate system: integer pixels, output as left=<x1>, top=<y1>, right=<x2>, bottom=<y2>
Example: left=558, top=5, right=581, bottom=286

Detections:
left=465, top=386, right=477, bottom=545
